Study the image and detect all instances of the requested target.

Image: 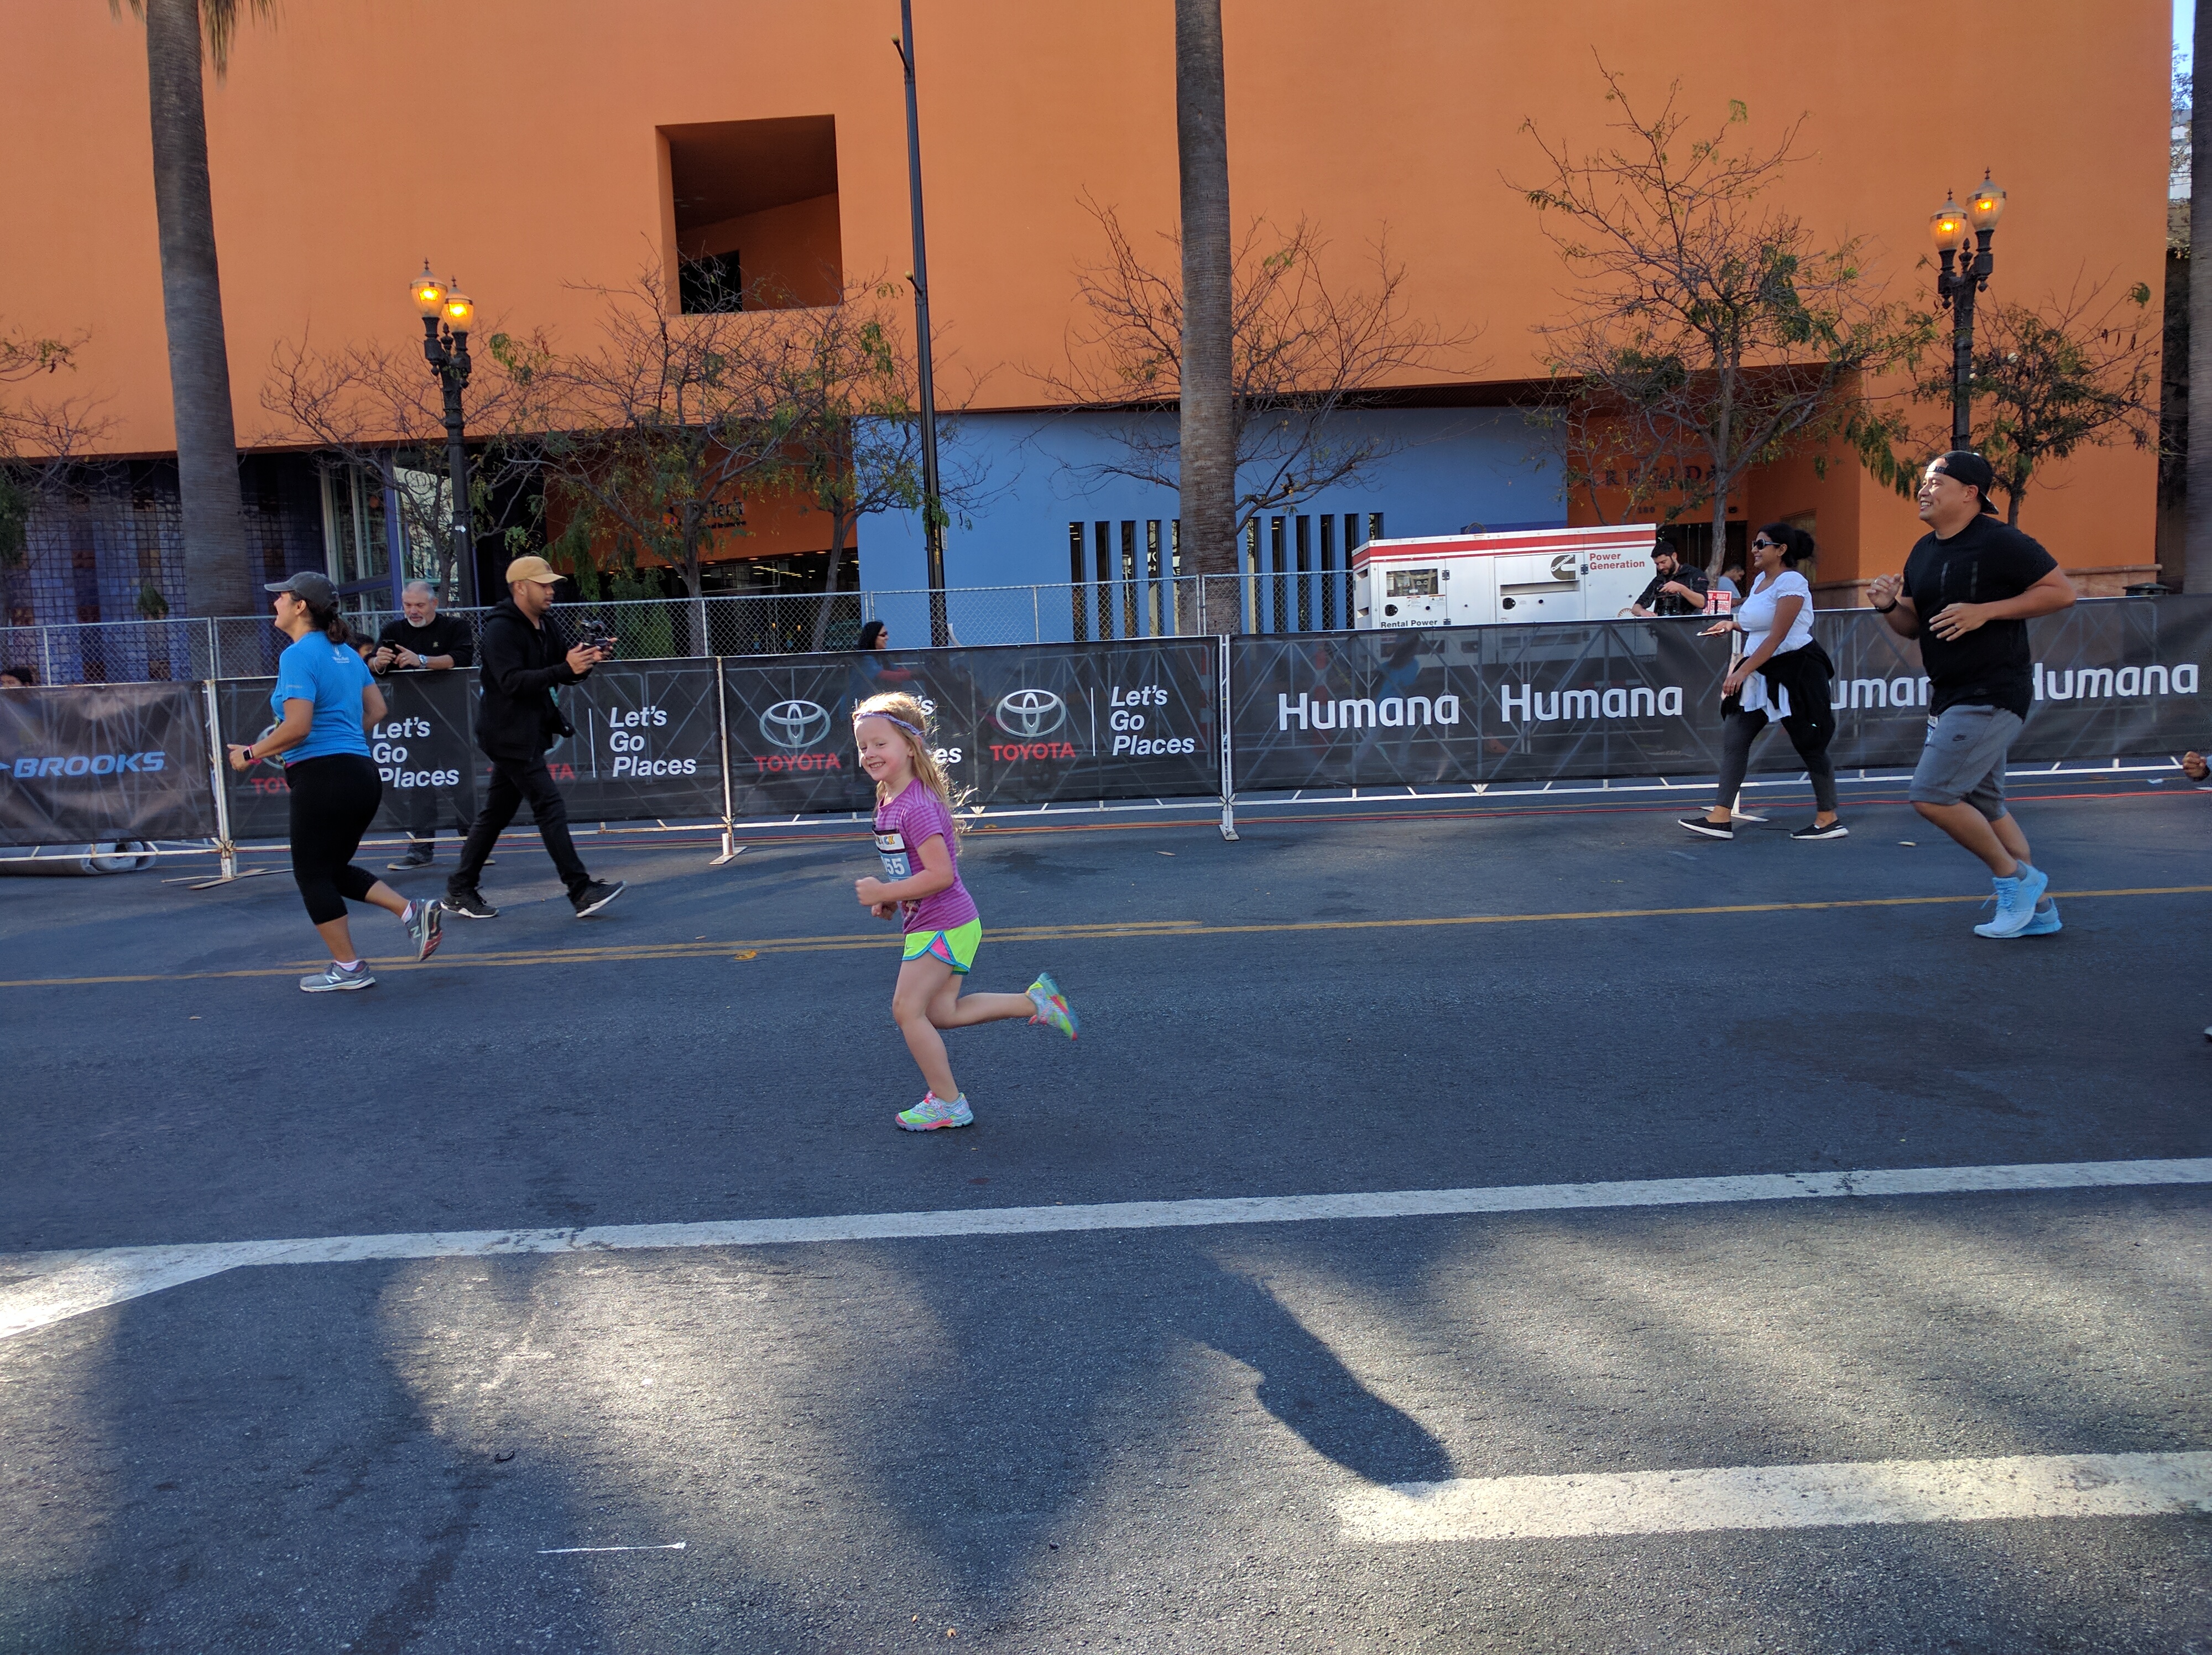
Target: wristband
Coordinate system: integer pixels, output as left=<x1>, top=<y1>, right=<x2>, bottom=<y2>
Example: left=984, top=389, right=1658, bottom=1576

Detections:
left=1874, top=600, right=1898, bottom=614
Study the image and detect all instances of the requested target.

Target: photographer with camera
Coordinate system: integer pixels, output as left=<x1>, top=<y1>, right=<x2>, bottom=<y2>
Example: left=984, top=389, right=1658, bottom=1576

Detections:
left=371, top=580, right=477, bottom=870
left=445, top=556, right=624, bottom=921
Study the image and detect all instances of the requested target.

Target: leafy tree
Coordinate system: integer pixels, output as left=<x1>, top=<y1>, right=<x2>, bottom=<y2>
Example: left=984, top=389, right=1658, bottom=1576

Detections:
left=0, top=324, right=113, bottom=577
left=262, top=323, right=555, bottom=600
left=1515, top=65, right=1921, bottom=565
left=116, top=0, right=273, bottom=616
left=1863, top=279, right=2162, bottom=528
left=531, top=267, right=795, bottom=652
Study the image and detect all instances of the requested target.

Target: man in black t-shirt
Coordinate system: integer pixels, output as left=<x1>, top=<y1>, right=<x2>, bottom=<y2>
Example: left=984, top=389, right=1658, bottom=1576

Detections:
left=1628, top=540, right=1712, bottom=617
left=372, top=581, right=478, bottom=870
left=1866, top=451, right=2076, bottom=939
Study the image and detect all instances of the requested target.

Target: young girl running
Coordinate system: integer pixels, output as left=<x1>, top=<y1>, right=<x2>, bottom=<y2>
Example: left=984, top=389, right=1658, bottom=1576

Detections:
left=851, top=691, right=1077, bottom=1130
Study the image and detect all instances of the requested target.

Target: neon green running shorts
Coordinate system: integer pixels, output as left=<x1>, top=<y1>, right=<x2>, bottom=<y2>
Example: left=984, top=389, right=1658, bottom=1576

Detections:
left=901, top=918, right=982, bottom=974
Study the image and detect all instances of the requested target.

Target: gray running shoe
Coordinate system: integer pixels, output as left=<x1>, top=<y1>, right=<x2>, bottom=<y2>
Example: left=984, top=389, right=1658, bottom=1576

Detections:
left=387, top=846, right=435, bottom=870
left=301, top=961, right=377, bottom=993
left=404, top=898, right=443, bottom=961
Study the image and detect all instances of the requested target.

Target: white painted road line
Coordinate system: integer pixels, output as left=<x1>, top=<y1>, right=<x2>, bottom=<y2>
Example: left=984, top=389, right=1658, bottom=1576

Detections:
left=2, top=1157, right=2206, bottom=1343
left=1337, top=1451, right=2212, bottom=1543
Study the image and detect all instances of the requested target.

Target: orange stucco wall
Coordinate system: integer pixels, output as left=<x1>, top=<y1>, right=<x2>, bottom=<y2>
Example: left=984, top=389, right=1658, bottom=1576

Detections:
left=0, top=0, right=2168, bottom=577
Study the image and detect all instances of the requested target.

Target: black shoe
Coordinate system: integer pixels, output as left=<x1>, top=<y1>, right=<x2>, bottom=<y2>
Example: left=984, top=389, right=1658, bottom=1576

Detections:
left=571, top=879, right=625, bottom=918
left=1791, top=820, right=1849, bottom=841
left=387, top=846, right=435, bottom=870
left=445, top=888, right=498, bottom=919
left=1677, top=815, right=1733, bottom=840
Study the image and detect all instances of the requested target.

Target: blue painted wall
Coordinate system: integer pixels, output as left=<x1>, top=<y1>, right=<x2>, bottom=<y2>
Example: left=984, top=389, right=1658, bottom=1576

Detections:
left=862, top=406, right=1566, bottom=594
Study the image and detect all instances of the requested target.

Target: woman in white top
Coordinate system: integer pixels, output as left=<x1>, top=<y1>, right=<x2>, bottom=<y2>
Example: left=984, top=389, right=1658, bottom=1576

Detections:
left=1679, top=523, right=1843, bottom=841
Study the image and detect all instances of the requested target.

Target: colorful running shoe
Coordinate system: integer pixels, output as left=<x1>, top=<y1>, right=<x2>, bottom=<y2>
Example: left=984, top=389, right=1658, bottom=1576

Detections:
left=896, top=1093, right=974, bottom=1131
left=403, top=898, right=443, bottom=962
left=1027, top=972, right=1079, bottom=1039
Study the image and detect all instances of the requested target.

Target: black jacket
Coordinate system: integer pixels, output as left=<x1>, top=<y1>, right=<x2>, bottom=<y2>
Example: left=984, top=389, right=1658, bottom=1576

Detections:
left=474, top=599, right=582, bottom=761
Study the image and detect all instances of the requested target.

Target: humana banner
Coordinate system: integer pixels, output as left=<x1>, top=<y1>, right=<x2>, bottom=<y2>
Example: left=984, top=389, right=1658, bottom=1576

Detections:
left=0, top=683, right=216, bottom=846
left=1230, top=598, right=2211, bottom=790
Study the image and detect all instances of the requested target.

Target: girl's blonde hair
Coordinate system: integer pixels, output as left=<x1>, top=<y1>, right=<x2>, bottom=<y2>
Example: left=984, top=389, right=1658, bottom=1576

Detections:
left=852, top=690, right=964, bottom=824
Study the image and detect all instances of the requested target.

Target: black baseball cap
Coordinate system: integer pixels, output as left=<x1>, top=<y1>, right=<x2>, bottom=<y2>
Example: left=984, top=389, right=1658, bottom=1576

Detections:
left=1932, top=451, right=2000, bottom=514
left=264, top=570, right=338, bottom=605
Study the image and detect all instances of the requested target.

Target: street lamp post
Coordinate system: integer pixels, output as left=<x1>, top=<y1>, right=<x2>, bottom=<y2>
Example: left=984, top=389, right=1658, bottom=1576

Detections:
left=893, top=1, right=951, bottom=647
left=412, top=263, right=478, bottom=606
left=1929, top=173, right=2008, bottom=452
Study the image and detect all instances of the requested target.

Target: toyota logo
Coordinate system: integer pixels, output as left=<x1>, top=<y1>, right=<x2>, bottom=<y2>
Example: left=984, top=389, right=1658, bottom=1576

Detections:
left=759, top=699, right=831, bottom=750
left=996, top=688, right=1066, bottom=738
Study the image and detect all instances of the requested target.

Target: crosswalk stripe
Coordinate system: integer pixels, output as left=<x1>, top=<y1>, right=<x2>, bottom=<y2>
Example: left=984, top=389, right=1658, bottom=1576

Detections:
left=1337, top=1451, right=2212, bottom=1542
left=3, top=1157, right=2204, bottom=1344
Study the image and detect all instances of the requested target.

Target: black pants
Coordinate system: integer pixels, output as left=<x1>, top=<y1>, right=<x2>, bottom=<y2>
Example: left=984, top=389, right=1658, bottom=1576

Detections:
left=448, top=754, right=591, bottom=897
left=1715, top=703, right=1839, bottom=814
left=404, top=762, right=476, bottom=850
left=288, top=754, right=384, bottom=924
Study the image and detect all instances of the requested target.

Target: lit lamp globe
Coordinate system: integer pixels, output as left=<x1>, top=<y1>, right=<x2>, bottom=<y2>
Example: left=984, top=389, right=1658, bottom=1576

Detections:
left=411, top=263, right=445, bottom=317
left=441, top=285, right=474, bottom=335
left=1928, top=195, right=1969, bottom=254
left=1968, top=173, right=2007, bottom=232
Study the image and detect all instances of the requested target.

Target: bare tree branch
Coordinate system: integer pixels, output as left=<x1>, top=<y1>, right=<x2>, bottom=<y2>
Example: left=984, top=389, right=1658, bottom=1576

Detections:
left=1037, top=199, right=1475, bottom=547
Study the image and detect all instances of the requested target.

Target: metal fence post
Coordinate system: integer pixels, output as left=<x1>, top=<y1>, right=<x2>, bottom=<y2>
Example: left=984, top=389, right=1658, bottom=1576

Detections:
left=41, top=626, right=55, bottom=686
left=709, top=660, right=745, bottom=866
left=184, top=676, right=273, bottom=889
left=1216, top=631, right=1238, bottom=842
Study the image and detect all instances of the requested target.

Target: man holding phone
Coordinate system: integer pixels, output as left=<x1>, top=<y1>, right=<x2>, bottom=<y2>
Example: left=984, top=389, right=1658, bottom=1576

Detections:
left=444, top=556, right=624, bottom=920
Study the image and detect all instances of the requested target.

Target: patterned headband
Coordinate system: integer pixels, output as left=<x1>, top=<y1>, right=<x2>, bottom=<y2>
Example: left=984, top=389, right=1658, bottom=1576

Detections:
left=855, top=711, right=925, bottom=740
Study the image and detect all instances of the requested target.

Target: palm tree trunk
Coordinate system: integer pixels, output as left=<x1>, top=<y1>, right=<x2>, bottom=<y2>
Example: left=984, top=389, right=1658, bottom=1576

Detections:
left=145, top=0, right=253, bottom=618
left=1175, top=0, right=1237, bottom=630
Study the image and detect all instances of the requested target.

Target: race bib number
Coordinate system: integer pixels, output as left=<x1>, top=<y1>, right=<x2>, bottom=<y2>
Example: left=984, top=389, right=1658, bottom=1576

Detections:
left=874, top=827, right=911, bottom=881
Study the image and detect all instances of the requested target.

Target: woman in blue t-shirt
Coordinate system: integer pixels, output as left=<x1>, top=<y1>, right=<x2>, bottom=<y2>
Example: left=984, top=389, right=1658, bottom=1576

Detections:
left=226, top=573, right=442, bottom=991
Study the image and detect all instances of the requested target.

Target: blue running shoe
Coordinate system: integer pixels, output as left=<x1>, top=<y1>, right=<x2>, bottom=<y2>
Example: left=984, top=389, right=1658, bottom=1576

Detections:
left=1975, top=864, right=2050, bottom=938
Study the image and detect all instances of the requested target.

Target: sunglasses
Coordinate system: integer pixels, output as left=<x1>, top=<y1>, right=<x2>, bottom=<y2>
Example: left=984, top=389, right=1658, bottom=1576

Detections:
left=1752, top=538, right=1778, bottom=549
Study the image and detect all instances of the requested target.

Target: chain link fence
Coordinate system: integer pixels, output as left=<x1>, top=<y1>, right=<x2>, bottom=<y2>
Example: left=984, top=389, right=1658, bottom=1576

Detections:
left=2, top=579, right=1296, bottom=685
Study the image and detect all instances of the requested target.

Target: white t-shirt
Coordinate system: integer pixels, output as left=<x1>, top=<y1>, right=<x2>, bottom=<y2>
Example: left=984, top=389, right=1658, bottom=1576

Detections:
left=1735, top=570, right=1814, bottom=716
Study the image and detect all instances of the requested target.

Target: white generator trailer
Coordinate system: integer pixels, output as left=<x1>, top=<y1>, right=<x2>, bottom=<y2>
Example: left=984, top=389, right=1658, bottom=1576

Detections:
left=1352, top=523, right=1661, bottom=629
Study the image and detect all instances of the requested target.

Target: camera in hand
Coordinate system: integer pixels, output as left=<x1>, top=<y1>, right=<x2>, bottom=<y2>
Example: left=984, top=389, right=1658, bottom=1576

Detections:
left=577, top=618, right=618, bottom=658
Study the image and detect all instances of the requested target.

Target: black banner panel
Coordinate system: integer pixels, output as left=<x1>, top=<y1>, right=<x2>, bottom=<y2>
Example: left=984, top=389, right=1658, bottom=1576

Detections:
left=0, top=683, right=216, bottom=845
left=723, top=639, right=1218, bottom=814
left=1232, top=598, right=2212, bottom=790
left=216, top=673, right=480, bottom=842
left=542, top=663, right=727, bottom=823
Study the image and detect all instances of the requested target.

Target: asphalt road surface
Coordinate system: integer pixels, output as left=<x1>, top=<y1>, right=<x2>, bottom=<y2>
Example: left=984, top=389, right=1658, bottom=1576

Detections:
left=3, top=780, right=2207, bottom=1654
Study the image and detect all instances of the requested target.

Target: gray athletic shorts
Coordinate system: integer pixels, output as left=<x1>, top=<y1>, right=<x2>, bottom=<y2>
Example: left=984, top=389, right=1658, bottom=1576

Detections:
left=1908, top=703, right=2022, bottom=820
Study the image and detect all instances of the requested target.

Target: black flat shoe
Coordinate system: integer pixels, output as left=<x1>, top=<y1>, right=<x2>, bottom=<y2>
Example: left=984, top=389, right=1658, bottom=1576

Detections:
left=1677, top=815, right=1733, bottom=840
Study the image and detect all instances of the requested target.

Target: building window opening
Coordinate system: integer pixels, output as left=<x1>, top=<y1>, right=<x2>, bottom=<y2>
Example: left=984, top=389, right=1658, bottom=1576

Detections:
left=662, top=116, right=843, bottom=313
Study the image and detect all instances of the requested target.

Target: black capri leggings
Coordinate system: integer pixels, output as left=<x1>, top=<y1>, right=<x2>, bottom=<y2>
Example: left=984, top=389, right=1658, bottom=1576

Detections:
left=286, top=753, right=384, bottom=924
left=1714, top=701, right=1838, bottom=814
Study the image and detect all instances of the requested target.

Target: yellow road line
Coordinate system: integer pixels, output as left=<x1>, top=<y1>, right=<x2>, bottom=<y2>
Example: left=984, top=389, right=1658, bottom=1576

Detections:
left=2, top=888, right=2203, bottom=990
